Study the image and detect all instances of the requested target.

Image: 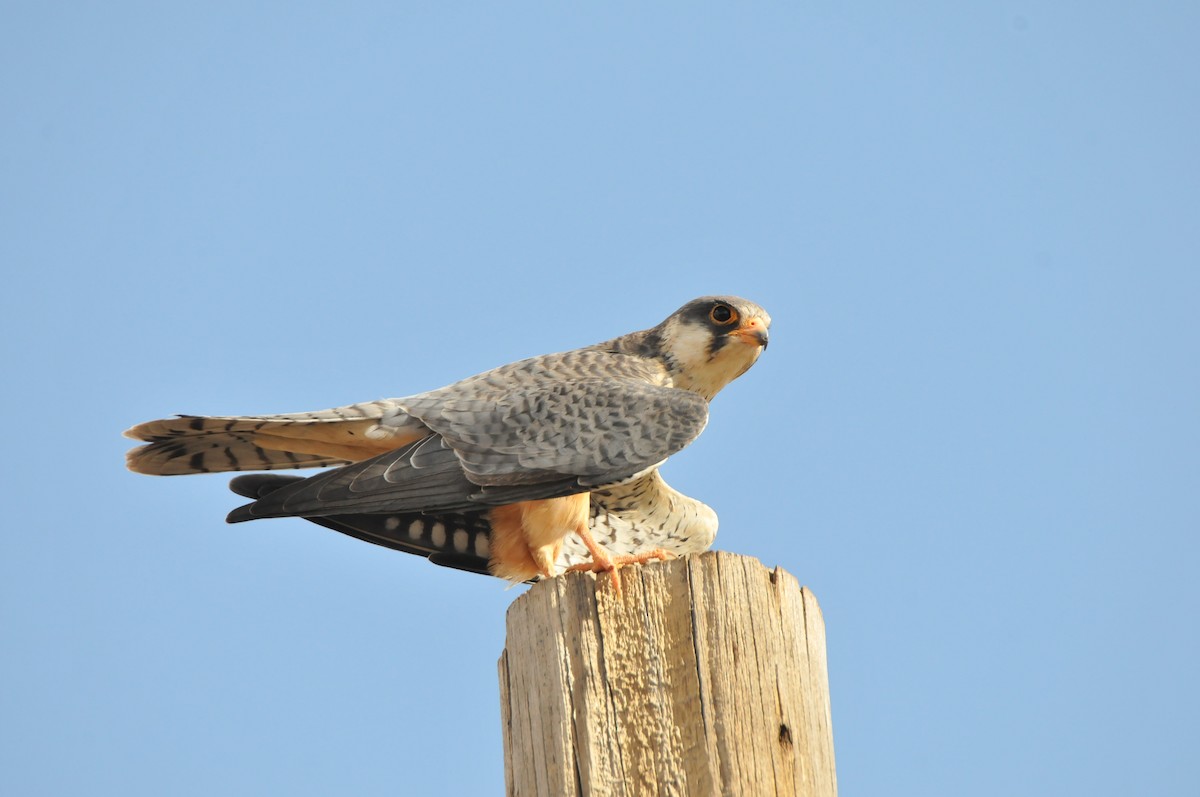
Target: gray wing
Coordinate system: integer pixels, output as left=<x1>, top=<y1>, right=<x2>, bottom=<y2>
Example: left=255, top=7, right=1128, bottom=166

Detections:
left=402, top=378, right=710, bottom=489
left=226, top=436, right=478, bottom=521
left=226, top=378, right=708, bottom=521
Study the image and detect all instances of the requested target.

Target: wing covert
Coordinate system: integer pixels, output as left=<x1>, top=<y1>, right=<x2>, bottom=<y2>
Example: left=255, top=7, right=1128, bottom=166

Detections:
left=402, top=378, right=709, bottom=488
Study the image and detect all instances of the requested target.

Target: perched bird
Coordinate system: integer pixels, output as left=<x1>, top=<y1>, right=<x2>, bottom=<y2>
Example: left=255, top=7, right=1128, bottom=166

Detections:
left=125, top=296, right=770, bottom=587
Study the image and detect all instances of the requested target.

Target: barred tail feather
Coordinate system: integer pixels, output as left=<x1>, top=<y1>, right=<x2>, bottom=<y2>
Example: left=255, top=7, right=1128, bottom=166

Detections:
left=123, top=400, right=428, bottom=476
left=126, top=434, right=351, bottom=475
left=123, top=400, right=405, bottom=442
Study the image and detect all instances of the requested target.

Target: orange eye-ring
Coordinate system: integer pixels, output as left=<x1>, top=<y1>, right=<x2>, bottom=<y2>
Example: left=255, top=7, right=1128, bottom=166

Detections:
left=709, top=304, right=738, bottom=326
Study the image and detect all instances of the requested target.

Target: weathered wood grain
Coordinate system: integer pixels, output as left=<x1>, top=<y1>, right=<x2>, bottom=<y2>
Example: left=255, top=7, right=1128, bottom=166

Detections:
left=499, top=551, right=837, bottom=796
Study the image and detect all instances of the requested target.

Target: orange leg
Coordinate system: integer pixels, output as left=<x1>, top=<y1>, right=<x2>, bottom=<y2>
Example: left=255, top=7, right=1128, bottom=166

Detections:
left=566, top=524, right=677, bottom=597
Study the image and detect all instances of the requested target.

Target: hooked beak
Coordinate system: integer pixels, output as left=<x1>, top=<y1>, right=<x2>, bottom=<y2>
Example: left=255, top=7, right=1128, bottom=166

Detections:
left=733, top=316, right=769, bottom=350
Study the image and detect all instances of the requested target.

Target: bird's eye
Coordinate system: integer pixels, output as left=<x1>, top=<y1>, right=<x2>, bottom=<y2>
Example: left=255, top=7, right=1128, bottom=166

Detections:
left=709, top=304, right=738, bottom=326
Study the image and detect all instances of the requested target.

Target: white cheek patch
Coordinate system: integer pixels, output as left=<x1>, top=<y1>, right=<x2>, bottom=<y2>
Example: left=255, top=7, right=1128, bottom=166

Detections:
left=659, top=322, right=714, bottom=374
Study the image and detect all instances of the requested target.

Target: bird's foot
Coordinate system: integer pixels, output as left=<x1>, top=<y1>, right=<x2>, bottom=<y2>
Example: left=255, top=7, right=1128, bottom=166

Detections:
left=566, top=548, right=677, bottom=597
left=609, top=548, right=677, bottom=570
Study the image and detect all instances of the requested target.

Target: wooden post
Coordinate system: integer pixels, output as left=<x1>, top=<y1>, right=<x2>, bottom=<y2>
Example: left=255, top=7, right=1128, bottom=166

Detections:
left=498, top=551, right=837, bottom=797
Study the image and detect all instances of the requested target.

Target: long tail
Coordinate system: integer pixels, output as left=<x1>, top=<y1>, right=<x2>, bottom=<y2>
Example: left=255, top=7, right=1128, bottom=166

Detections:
left=124, top=400, right=427, bottom=475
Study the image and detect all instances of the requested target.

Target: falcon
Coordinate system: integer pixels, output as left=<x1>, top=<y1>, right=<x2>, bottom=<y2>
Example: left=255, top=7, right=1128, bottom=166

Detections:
left=125, top=296, right=770, bottom=588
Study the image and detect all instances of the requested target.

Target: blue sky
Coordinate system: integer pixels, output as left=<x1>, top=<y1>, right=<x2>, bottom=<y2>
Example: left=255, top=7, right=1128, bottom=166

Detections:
left=2, top=3, right=1197, bottom=795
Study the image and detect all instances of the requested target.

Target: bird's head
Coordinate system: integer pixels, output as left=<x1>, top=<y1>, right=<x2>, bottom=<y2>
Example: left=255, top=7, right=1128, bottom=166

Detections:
left=652, top=296, right=771, bottom=400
